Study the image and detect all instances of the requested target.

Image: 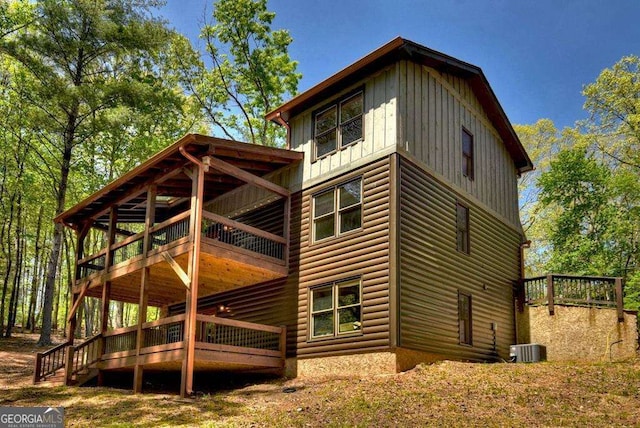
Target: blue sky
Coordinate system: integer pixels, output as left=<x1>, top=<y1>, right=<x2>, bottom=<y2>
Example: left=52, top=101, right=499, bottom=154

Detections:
left=161, top=0, right=640, bottom=130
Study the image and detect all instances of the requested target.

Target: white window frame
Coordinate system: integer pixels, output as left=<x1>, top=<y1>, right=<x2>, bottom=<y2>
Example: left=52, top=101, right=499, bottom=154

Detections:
left=309, top=278, right=362, bottom=340
left=312, top=178, right=363, bottom=243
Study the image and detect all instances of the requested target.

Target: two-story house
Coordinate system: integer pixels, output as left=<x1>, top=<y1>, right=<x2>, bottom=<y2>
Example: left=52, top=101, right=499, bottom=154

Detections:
left=35, top=38, right=533, bottom=397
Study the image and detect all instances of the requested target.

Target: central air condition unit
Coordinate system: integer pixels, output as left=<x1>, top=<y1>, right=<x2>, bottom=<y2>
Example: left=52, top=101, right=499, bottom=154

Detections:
left=509, top=344, right=546, bottom=363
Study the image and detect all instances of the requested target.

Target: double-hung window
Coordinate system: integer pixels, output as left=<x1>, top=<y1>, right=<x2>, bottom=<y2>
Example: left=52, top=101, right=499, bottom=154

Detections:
left=314, top=91, right=363, bottom=159
left=310, top=279, right=362, bottom=339
left=313, top=178, right=362, bottom=242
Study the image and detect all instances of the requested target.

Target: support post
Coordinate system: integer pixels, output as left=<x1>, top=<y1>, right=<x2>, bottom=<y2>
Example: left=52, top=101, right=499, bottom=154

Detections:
left=64, top=345, right=74, bottom=386
left=181, top=164, right=204, bottom=398
left=615, top=277, right=624, bottom=322
left=546, top=274, right=554, bottom=315
left=99, top=207, right=118, bottom=387
left=33, top=353, right=43, bottom=384
left=67, top=293, right=78, bottom=344
left=283, top=196, right=290, bottom=268
left=134, top=186, right=156, bottom=393
left=69, top=223, right=90, bottom=344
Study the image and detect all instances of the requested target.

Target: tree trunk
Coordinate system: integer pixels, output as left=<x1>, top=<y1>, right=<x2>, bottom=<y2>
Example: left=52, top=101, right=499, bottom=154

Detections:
left=0, top=191, right=16, bottom=337
left=5, top=198, right=24, bottom=337
left=27, top=206, right=44, bottom=331
left=115, top=301, right=124, bottom=328
left=38, top=103, right=76, bottom=346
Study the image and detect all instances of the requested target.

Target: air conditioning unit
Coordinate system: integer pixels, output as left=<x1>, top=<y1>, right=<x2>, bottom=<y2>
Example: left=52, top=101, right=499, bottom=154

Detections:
left=509, top=344, right=546, bottom=363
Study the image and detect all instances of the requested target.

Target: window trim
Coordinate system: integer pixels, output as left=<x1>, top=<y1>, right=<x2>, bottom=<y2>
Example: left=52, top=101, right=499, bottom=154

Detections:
left=456, top=201, right=470, bottom=255
left=311, top=177, right=363, bottom=243
left=462, top=127, right=474, bottom=180
left=309, top=277, right=363, bottom=341
left=458, top=291, right=473, bottom=346
left=313, top=88, right=364, bottom=161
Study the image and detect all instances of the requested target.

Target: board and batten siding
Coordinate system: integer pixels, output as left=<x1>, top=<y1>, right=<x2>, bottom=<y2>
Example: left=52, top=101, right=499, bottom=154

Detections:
left=396, top=60, right=521, bottom=229
left=290, top=65, right=397, bottom=188
left=398, top=156, right=521, bottom=361
left=296, top=157, right=391, bottom=358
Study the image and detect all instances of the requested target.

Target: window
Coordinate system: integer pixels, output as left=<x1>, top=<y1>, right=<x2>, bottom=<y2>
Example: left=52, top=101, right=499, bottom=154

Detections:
left=456, top=202, right=470, bottom=254
left=314, top=91, right=363, bottom=159
left=462, top=128, right=474, bottom=180
left=458, top=292, right=472, bottom=345
left=310, top=279, right=362, bottom=339
left=312, top=178, right=362, bottom=242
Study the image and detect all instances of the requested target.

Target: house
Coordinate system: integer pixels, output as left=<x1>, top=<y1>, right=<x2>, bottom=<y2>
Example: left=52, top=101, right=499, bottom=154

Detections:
left=35, top=38, right=535, bottom=397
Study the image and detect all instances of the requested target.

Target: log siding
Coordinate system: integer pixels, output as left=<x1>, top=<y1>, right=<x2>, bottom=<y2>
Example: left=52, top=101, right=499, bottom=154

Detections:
left=296, top=157, right=391, bottom=358
left=398, top=156, right=522, bottom=361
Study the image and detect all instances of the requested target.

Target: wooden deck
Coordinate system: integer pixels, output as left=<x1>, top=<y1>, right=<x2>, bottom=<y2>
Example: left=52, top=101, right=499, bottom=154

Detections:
left=35, top=314, right=286, bottom=388
left=75, top=209, right=288, bottom=306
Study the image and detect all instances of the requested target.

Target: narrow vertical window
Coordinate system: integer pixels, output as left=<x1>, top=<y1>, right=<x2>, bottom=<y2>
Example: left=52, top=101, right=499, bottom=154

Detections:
left=458, top=291, right=472, bottom=345
left=315, top=105, right=338, bottom=158
left=339, top=92, right=363, bottom=147
left=462, top=128, right=474, bottom=180
left=311, top=286, right=334, bottom=337
left=456, top=202, right=470, bottom=254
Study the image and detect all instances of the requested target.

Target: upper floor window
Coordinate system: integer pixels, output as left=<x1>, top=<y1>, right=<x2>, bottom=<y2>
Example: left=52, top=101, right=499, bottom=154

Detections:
left=462, top=128, right=474, bottom=180
left=310, top=278, right=362, bottom=339
left=456, top=202, right=470, bottom=254
left=458, top=291, right=472, bottom=345
left=312, top=178, right=362, bottom=242
left=314, top=91, right=363, bottom=159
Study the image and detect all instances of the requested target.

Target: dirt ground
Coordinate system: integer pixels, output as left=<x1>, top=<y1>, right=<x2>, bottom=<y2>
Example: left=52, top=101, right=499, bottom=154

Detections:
left=1, top=333, right=639, bottom=427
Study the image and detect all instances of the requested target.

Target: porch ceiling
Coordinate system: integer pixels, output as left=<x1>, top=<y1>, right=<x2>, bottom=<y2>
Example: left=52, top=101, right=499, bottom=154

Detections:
left=84, top=250, right=287, bottom=307
left=56, top=134, right=303, bottom=229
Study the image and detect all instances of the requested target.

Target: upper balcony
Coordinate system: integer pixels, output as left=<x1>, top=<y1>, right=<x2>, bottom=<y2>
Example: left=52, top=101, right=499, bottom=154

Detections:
left=57, top=134, right=303, bottom=307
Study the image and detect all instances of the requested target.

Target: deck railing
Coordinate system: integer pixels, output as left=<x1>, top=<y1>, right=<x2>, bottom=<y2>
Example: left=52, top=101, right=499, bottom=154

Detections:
left=77, top=252, right=106, bottom=280
left=75, top=207, right=286, bottom=283
left=149, top=212, right=190, bottom=251
left=65, top=333, right=102, bottom=384
left=33, top=341, right=69, bottom=383
left=201, top=210, right=286, bottom=261
left=195, top=314, right=286, bottom=355
left=523, top=274, right=624, bottom=321
left=104, top=328, right=138, bottom=354
left=142, top=314, right=185, bottom=348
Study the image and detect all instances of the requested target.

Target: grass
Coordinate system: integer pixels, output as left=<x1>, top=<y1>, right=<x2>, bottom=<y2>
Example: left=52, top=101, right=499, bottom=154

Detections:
left=1, top=333, right=639, bottom=427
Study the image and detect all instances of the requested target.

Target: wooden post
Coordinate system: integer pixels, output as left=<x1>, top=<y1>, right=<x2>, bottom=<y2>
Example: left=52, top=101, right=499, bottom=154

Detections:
left=33, top=353, right=43, bottom=384
left=546, top=274, right=554, bottom=315
left=181, top=164, right=204, bottom=398
left=67, top=293, right=78, bottom=344
left=133, top=186, right=156, bottom=393
left=279, top=325, right=287, bottom=368
left=615, top=277, right=624, bottom=322
left=99, top=207, right=117, bottom=386
left=68, top=223, right=90, bottom=344
left=64, top=345, right=74, bottom=386
left=283, top=196, right=290, bottom=268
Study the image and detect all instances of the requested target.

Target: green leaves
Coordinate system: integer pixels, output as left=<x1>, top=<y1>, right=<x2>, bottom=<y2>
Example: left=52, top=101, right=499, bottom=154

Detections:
left=191, top=0, right=301, bottom=146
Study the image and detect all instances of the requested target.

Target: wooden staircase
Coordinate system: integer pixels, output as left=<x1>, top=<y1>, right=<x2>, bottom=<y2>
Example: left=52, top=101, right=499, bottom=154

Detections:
left=34, top=334, right=102, bottom=386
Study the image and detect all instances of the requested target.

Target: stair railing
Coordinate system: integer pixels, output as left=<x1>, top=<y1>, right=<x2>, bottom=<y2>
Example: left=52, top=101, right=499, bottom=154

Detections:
left=33, top=341, right=70, bottom=384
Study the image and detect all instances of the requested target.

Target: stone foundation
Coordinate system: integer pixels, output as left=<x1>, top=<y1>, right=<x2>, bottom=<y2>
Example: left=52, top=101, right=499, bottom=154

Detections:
left=517, top=305, right=638, bottom=362
left=288, top=348, right=448, bottom=378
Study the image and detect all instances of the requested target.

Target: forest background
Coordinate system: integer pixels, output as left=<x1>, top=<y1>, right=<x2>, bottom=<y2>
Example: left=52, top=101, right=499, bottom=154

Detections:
left=0, top=0, right=637, bottom=345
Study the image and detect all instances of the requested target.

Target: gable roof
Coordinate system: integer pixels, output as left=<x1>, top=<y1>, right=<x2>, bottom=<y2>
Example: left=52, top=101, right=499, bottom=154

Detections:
left=56, top=134, right=303, bottom=229
left=266, top=37, right=533, bottom=173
